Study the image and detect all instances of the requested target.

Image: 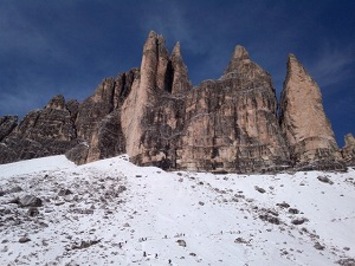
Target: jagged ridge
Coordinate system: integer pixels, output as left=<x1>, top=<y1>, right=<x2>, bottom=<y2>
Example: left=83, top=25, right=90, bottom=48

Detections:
left=0, top=31, right=353, bottom=172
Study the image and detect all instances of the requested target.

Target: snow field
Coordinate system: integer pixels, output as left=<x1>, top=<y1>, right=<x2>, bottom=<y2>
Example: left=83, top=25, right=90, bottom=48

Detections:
left=0, top=155, right=354, bottom=265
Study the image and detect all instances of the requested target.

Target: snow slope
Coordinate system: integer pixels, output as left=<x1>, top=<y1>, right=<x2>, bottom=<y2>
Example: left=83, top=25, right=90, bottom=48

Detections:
left=0, top=155, right=355, bottom=265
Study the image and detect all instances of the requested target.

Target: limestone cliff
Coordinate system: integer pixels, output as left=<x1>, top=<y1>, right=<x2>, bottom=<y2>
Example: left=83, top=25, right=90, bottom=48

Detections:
left=0, top=31, right=349, bottom=173
left=279, top=54, right=345, bottom=170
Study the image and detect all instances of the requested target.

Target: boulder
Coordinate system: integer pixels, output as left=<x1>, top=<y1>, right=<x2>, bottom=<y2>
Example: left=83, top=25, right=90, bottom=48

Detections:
left=17, top=195, right=43, bottom=208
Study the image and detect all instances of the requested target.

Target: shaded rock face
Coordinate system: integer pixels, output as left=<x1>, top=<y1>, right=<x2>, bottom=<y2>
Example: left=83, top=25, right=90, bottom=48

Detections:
left=65, top=142, right=89, bottom=165
left=0, top=31, right=348, bottom=172
left=16, top=95, right=77, bottom=142
left=0, top=116, right=18, bottom=141
left=69, top=69, right=137, bottom=163
left=0, top=95, right=78, bottom=164
left=86, top=110, right=126, bottom=163
left=279, top=55, right=345, bottom=171
left=342, top=134, right=355, bottom=166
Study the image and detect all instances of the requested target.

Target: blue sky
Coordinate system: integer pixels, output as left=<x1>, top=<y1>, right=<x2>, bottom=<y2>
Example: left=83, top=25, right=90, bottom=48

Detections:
left=0, top=0, right=354, bottom=146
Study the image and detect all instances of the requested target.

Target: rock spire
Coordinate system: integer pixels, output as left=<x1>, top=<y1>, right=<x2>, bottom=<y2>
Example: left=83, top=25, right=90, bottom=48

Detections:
left=279, top=54, right=344, bottom=170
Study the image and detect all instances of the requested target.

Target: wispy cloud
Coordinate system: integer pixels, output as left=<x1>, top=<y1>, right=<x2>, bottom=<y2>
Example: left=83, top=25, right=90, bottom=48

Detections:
left=310, top=44, right=355, bottom=87
left=0, top=90, right=46, bottom=117
left=139, top=2, right=203, bottom=54
left=0, top=2, right=50, bottom=57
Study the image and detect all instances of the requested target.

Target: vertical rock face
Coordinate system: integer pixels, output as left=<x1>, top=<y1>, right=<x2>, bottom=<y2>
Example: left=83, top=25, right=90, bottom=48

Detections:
left=121, top=31, right=192, bottom=169
left=279, top=54, right=344, bottom=170
left=120, top=31, right=166, bottom=159
left=75, top=78, right=117, bottom=141
left=178, top=46, right=290, bottom=173
left=342, top=134, right=355, bottom=166
left=67, top=69, right=138, bottom=163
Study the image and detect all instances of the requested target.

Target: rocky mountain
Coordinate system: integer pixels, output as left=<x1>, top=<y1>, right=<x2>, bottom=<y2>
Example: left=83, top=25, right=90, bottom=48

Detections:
left=0, top=31, right=353, bottom=172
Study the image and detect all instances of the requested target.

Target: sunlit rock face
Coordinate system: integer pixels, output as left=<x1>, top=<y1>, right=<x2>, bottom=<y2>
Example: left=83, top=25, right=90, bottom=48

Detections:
left=120, top=35, right=290, bottom=173
left=122, top=32, right=192, bottom=169
left=177, top=45, right=290, bottom=173
left=279, top=54, right=345, bottom=171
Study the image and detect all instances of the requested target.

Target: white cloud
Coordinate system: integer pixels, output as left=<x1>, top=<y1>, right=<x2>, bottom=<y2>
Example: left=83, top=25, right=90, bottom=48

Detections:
left=0, top=3, right=49, bottom=56
left=0, top=90, right=44, bottom=117
left=310, top=44, right=354, bottom=87
left=139, top=2, right=204, bottom=54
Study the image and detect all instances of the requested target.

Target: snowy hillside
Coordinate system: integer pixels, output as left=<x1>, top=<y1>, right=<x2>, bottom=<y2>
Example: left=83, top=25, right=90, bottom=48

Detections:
left=0, top=155, right=355, bottom=265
